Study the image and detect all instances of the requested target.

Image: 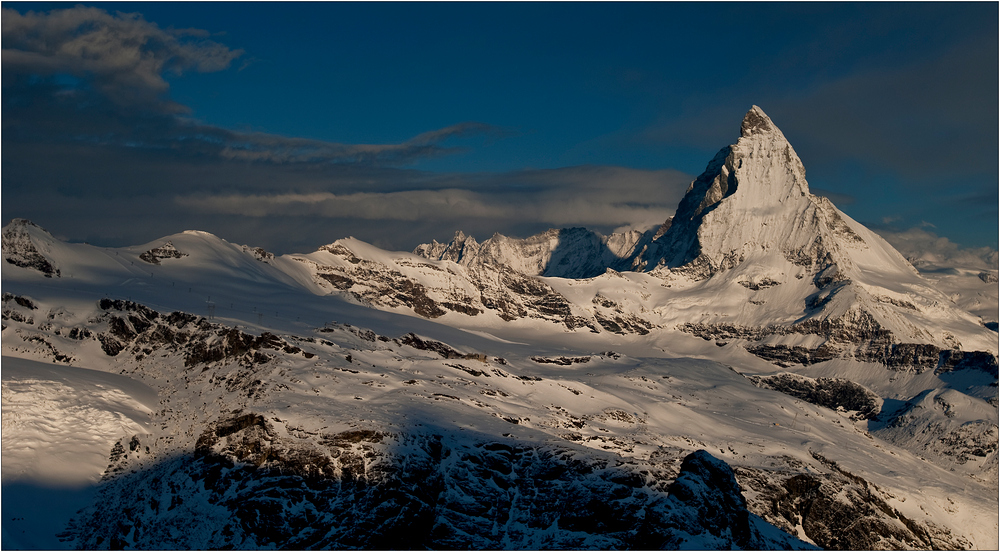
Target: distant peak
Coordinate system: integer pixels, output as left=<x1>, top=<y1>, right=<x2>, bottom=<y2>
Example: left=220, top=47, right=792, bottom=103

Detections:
left=7, top=218, right=43, bottom=230
left=740, top=105, right=774, bottom=137
left=3, top=218, right=55, bottom=240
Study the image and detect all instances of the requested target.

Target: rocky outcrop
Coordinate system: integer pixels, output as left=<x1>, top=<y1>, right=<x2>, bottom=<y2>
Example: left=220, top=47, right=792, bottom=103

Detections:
left=872, top=389, right=999, bottom=471
left=139, top=241, right=187, bottom=265
left=93, top=298, right=310, bottom=370
left=680, top=317, right=998, bottom=374
left=399, top=332, right=487, bottom=362
left=1, top=219, right=59, bottom=277
left=737, top=452, right=972, bottom=550
left=310, top=241, right=651, bottom=334
left=2, top=293, right=39, bottom=327
left=748, top=373, right=882, bottom=420
left=662, top=450, right=757, bottom=548
left=241, top=245, right=274, bottom=262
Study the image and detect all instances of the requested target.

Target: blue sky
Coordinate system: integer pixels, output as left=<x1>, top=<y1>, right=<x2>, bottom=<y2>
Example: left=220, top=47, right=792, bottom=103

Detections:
left=2, top=2, right=997, bottom=261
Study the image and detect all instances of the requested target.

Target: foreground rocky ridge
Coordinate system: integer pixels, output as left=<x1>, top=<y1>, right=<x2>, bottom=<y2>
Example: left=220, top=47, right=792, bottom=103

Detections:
left=70, top=421, right=810, bottom=550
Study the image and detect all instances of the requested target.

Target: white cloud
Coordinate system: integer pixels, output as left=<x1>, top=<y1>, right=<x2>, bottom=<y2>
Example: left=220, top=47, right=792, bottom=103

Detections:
left=2, top=6, right=243, bottom=111
left=875, top=226, right=998, bottom=270
left=173, top=165, right=691, bottom=234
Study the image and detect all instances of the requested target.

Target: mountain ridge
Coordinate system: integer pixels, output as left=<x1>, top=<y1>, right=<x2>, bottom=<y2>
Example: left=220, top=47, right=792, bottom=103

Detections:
left=4, top=107, right=995, bottom=361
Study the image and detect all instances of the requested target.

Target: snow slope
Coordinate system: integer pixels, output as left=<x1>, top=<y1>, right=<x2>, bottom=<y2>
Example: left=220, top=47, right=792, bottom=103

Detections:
left=1, top=357, right=157, bottom=549
left=2, top=292, right=994, bottom=549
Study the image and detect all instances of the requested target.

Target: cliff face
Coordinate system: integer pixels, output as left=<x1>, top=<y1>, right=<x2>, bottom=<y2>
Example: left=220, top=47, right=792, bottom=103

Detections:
left=2, top=218, right=60, bottom=277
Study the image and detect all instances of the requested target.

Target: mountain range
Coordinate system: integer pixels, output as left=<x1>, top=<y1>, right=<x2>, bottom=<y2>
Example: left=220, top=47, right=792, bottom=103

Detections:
left=2, top=106, right=996, bottom=549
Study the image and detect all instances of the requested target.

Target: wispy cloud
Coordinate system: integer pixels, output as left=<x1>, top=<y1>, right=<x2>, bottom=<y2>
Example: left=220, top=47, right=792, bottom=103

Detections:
left=875, top=226, right=998, bottom=270
left=2, top=6, right=243, bottom=112
left=1, top=6, right=530, bottom=252
left=173, top=165, right=690, bottom=238
left=213, top=122, right=504, bottom=166
left=2, top=6, right=503, bottom=169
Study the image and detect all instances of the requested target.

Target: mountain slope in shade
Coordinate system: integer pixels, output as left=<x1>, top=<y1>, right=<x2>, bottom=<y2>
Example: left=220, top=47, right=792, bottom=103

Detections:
left=414, top=225, right=663, bottom=279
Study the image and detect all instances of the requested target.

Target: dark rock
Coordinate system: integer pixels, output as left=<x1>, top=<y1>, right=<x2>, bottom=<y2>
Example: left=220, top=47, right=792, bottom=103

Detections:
left=400, top=333, right=485, bottom=362
left=746, top=344, right=839, bottom=367
left=737, top=453, right=971, bottom=550
left=978, top=271, right=999, bottom=284
left=664, top=450, right=753, bottom=548
left=138, top=242, right=187, bottom=265
left=749, top=373, right=882, bottom=419
left=12, top=295, right=37, bottom=310
left=680, top=317, right=998, bottom=374
left=317, top=273, right=353, bottom=289
left=531, top=356, right=591, bottom=366
left=936, top=350, right=999, bottom=377
left=2, top=219, right=59, bottom=277
left=68, top=437, right=809, bottom=550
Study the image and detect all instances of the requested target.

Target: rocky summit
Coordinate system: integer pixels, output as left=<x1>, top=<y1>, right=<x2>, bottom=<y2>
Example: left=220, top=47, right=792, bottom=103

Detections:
left=2, top=107, right=997, bottom=550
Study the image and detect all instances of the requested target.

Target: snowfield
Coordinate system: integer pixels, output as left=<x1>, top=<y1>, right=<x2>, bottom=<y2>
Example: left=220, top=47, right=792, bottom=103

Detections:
left=2, top=106, right=996, bottom=550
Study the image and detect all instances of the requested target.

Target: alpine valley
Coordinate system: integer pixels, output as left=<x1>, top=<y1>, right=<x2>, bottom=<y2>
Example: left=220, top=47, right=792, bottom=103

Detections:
left=2, top=107, right=997, bottom=550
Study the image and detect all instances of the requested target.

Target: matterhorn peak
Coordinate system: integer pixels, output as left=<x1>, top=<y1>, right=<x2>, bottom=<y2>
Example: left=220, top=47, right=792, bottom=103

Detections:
left=649, top=106, right=815, bottom=273
left=740, top=104, right=775, bottom=137
left=642, top=105, right=922, bottom=290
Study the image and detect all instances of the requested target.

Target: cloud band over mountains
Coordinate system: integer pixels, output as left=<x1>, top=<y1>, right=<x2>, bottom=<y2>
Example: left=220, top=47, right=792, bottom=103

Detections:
left=1, top=6, right=690, bottom=252
left=174, top=166, right=687, bottom=228
left=2, top=4, right=996, bottom=262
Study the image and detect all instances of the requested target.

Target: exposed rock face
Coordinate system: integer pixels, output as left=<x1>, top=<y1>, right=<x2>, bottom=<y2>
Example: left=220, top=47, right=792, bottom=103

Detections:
left=303, top=239, right=652, bottom=334
left=662, top=450, right=755, bottom=548
left=1, top=219, right=59, bottom=277
left=139, top=241, right=187, bottom=264
left=241, top=245, right=274, bottom=262
left=680, top=317, right=998, bottom=375
left=93, top=298, right=310, bottom=371
left=978, top=271, right=999, bottom=284
left=2, top=292, right=39, bottom=329
left=737, top=452, right=972, bottom=550
left=748, top=373, right=882, bottom=420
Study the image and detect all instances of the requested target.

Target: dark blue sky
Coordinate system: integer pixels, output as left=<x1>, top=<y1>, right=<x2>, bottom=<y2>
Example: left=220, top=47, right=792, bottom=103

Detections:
left=2, top=2, right=997, bottom=260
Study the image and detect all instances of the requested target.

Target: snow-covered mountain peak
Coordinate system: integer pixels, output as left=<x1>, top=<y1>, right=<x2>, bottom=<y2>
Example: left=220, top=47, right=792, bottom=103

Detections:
left=2, top=218, right=63, bottom=277
left=740, top=104, right=776, bottom=137
left=651, top=106, right=846, bottom=277
left=3, top=218, right=58, bottom=245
